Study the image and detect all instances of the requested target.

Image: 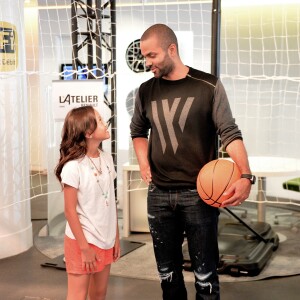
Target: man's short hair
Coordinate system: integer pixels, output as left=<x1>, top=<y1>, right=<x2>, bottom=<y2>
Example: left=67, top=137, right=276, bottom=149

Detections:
left=141, top=23, right=178, bottom=51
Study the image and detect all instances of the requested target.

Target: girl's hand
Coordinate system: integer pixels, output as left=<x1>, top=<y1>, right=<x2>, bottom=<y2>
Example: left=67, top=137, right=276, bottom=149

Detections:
left=113, top=235, right=121, bottom=262
left=81, top=246, right=100, bottom=273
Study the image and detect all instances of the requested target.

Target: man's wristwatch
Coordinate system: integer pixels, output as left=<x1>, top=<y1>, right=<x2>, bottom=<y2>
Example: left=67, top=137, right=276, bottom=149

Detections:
left=241, top=174, right=256, bottom=185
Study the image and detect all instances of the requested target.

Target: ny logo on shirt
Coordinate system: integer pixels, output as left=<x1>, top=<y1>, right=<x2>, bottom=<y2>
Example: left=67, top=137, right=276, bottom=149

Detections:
left=151, top=97, right=194, bottom=154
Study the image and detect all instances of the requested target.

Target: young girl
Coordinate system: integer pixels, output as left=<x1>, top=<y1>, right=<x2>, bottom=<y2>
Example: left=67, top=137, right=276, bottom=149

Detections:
left=55, top=105, right=120, bottom=300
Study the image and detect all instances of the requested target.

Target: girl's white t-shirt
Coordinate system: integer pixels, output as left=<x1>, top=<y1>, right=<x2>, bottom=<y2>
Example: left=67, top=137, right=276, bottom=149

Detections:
left=61, top=151, right=117, bottom=249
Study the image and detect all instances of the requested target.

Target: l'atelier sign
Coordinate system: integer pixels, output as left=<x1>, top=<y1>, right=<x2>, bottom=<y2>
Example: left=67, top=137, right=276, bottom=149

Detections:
left=59, top=94, right=99, bottom=105
left=0, top=21, right=18, bottom=72
left=52, top=80, right=103, bottom=121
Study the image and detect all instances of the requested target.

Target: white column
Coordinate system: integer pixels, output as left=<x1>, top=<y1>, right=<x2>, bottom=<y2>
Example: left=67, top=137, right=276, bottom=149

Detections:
left=0, top=0, right=32, bottom=258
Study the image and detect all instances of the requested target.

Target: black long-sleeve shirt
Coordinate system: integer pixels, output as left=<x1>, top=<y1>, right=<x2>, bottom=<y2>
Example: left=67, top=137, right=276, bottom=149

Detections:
left=130, top=67, right=242, bottom=189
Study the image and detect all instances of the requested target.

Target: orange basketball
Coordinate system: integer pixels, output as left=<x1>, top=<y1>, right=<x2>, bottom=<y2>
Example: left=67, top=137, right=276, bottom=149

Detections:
left=197, top=159, right=241, bottom=207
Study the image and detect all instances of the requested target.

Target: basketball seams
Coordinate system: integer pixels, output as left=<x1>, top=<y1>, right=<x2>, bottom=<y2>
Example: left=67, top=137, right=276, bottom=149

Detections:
left=197, top=159, right=241, bottom=207
left=214, top=161, right=235, bottom=206
left=198, top=159, right=218, bottom=201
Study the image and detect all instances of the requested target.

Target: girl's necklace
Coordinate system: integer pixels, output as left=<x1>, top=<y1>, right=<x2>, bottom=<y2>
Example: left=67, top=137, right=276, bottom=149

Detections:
left=88, top=154, right=102, bottom=175
left=87, top=152, right=111, bottom=206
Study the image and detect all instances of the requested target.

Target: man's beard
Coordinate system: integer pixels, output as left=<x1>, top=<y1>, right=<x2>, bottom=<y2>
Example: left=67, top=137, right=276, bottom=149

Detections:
left=153, top=53, right=174, bottom=78
left=155, top=62, right=174, bottom=78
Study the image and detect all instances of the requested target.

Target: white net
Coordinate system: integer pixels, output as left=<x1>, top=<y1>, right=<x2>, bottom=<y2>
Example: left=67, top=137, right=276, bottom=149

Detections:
left=220, top=2, right=300, bottom=209
left=1, top=0, right=300, bottom=243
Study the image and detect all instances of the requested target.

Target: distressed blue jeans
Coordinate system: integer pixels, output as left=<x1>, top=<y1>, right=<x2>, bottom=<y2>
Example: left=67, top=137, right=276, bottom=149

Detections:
left=147, top=183, right=220, bottom=300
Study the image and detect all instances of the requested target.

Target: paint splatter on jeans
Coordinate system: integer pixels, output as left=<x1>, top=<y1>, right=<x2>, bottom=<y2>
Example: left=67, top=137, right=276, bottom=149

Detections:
left=148, top=183, right=220, bottom=300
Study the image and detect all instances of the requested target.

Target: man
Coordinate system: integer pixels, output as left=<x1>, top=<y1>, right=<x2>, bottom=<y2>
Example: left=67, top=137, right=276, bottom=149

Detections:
left=130, top=24, right=254, bottom=300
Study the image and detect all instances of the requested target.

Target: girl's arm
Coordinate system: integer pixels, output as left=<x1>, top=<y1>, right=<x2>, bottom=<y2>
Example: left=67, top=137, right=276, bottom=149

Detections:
left=64, top=184, right=99, bottom=272
left=113, top=207, right=121, bottom=261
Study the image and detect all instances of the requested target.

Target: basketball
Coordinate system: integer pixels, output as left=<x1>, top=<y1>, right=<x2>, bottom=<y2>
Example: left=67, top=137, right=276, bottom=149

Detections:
left=197, top=159, right=241, bottom=207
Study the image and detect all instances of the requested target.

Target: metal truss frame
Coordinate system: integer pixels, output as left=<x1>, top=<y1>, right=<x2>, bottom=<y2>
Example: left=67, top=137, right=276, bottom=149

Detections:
left=71, top=0, right=117, bottom=194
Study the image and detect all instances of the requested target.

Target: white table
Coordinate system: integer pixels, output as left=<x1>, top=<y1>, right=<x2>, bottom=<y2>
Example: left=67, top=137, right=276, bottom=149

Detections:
left=122, top=163, right=148, bottom=237
left=122, top=157, right=300, bottom=236
left=248, top=156, right=300, bottom=222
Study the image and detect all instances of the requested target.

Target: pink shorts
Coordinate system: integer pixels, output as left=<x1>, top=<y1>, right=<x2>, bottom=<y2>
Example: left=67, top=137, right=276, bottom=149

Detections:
left=64, top=235, right=114, bottom=274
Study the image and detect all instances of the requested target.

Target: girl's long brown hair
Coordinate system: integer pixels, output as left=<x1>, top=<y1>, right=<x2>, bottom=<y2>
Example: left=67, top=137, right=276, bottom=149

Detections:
left=55, top=106, right=98, bottom=182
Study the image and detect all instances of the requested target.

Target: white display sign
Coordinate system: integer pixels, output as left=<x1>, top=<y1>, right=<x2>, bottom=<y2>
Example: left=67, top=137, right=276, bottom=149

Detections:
left=52, top=80, right=104, bottom=121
